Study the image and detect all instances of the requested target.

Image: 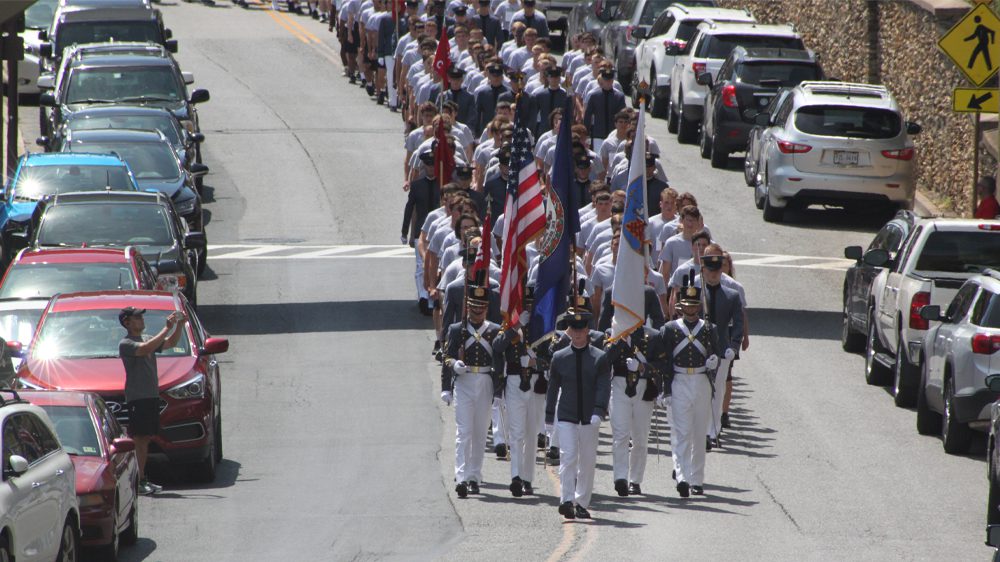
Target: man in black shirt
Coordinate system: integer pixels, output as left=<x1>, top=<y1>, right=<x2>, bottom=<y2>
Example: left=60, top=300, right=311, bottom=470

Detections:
left=474, top=63, right=512, bottom=136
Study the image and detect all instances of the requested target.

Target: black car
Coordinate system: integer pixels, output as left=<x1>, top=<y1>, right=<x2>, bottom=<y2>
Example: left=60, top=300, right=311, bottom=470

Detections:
left=840, top=210, right=917, bottom=353
left=19, top=191, right=204, bottom=305
left=38, top=5, right=176, bottom=71
left=698, top=46, right=822, bottom=168
left=567, top=0, right=623, bottom=44
left=987, top=375, right=1000, bottom=528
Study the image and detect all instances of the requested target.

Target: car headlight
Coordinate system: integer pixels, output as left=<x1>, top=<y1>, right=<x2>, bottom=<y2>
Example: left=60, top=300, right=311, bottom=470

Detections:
left=16, top=377, right=43, bottom=390
left=166, top=374, right=205, bottom=400
left=79, top=493, right=106, bottom=508
left=174, top=196, right=197, bottom=216
left=156, top=273, right=187, bottom=292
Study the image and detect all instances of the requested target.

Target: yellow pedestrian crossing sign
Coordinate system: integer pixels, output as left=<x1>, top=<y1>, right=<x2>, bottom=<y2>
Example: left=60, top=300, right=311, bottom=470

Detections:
left=938, top=3, right=1000, bottom=86
left=953, top=87, right=999, bottom=113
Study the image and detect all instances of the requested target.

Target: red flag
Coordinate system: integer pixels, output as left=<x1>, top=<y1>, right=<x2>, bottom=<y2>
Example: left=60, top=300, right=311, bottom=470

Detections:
left=391, top=0, right=404, bottom=21
left=433, top=118, right=454, bottom=184
left=472, top=203, right=492, bottom=280
left=432, top=25, right=452, bottom=82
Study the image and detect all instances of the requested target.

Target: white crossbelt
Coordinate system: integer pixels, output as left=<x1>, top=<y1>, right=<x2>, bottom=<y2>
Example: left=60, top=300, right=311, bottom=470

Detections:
left=464, top=322, right=493, bottom=357
left=672, top=319, right=707, bottom=357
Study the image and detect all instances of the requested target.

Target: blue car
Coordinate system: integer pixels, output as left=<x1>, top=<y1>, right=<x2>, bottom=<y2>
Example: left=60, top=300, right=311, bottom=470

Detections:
left=1, top=152, right=139, bottom=262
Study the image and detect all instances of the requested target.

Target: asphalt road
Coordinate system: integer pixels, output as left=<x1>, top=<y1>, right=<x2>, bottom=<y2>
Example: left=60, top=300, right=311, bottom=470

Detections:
left=24, top=1, right=989, bottom=560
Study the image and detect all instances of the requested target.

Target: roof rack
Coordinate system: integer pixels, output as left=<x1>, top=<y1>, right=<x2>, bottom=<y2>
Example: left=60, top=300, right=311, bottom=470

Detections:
left=0, top=389, right=27, bottom=408
left=983, top=268, right=1000, bottom=282
left=799, top=81, right=888, bottom=99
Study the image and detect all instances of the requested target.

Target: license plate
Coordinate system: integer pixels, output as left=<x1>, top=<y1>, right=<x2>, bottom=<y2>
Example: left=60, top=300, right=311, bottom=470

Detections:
left=833, top=151, right=859, bottom=166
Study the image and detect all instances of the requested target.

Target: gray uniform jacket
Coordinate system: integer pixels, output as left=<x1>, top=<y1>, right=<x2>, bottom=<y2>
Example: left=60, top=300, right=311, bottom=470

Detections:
left=545, top=344, right=611, bottom=425
left=529, top=87, right=568, bottom=137
left=583, top=88, right=627, bottom=141
left=703, top=282, right=744, bottom=354
left=474, top=84, right=512, bottom=136
left=442, top=88, right=477, bottom=129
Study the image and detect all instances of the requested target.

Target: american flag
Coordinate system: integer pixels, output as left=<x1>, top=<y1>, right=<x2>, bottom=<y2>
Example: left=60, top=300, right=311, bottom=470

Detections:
left=499, top=119, right=545, bottom=327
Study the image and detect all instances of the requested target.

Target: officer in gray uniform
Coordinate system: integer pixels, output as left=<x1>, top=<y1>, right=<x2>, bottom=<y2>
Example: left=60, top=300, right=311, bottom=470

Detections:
left=442, top=286, right=502, bottom=498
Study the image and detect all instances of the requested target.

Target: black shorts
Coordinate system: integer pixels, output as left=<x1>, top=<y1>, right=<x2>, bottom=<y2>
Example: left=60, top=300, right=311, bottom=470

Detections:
left=342, top=22, right=360, bottom=54
left=128, top=398, right=160, bottom=436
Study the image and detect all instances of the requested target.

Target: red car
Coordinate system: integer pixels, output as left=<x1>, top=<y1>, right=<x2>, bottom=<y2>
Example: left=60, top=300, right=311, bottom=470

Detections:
left=19, top=390, right=139, bottom=559
left=0, top=247, right=159, bottom=299
left=15, top=291, right=229, bottom=482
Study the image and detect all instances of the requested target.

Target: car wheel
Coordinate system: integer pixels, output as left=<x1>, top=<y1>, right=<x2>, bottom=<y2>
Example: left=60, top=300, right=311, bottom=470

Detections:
left=892, top=340, right=919, bottom=407
left=650, top=72, right=668, bottom=119
left=942, top=376, right=974, bottom=454
left=98, top=498, right=120, bottom=561
left=667, top=97, right=679, bottom=133
left=677, top=98, right=698, bottom=144
left=698, top=124, right=711, bottom=159
left=56, top=518, right=78, bottom=562
left=121, top=486, right=138, bottom=545
left=0, top=535, right=10, bottom=562
left=214, top=406, right=223, bottom=463
left=195, top=173, right=204, bottom=193
left=989, top=438, right=1000, bottom=524
left=841, top=295, right=865, bottom=353
left=754, top=167, right=766, bottom=210
left=762, top=182, right=783, bottom=223
left=709, top=133, right=728, bottom=169
left=744, top=143, right=756, bottom=186
left=865, top=311, right=891, bottom=385
left=197, top=245, right=208, bottom=278
left=193, top=416, right=218, bottom=483
left=630, top=72, right=640, bottom=109
left=195, top=143, right=203, bottom=165
left=916, top=366, right=942, bottom=435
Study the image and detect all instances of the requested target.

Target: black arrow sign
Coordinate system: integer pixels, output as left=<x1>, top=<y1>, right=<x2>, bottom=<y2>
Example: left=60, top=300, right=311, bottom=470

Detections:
left=969, top=91, right=994, bottom=110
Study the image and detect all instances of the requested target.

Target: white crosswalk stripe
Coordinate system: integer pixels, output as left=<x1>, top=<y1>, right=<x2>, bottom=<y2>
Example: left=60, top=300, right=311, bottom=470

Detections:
left=206, top=245, right=853, bottom=270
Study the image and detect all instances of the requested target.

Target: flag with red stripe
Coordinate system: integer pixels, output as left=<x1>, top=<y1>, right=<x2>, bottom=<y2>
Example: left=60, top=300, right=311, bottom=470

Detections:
left=471, top=200, right=491, bottom=282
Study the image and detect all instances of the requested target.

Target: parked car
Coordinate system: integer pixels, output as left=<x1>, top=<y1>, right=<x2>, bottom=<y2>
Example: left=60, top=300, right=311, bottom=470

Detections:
left=698, top=46, right=822, bottom=168
left=916, top=271, right=1000, bottom=454
left=864, top=219, right=1000, bottom=407
left=633, top=4, right=752, bottom=117
left=16, top=0, right=57, bottom=97
left=0, top=247, right=160, bottom=300
left=0, top=298, right=50, bottom=372
left=16, top=290, right=229, bottom=482
left=22, top=390, right=138, bottom=559
left=668, top=20, right=803, bottom=143
left=0, top=389, right=80, bottom=561
left=22, top=191, right=205, bottom=302
left=600, top=0, right=694, bottom=95
left=566, top=0, right=623, bottom=44
left=841, top=210, right=917, bottom=353
left=749, top=81, right=922, bottom=222
left=743, top=86, right=791, bottom=186
left=986, top=376, right=1000, bottom=526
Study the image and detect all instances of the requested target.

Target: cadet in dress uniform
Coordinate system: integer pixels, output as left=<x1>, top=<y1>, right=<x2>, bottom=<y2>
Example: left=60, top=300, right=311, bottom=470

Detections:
left=442, top=67, right=477, bottom=128
left=528, top=66, right=567, bottom=138
left=604, top=325, right=661, bottom=497
left=544, top=308, right=611, bottom=520
left=442, top=286, right=502, bottom=498
left=700, top=252, right=742, bottom=448
left=655, top=277, right=719, bottom=498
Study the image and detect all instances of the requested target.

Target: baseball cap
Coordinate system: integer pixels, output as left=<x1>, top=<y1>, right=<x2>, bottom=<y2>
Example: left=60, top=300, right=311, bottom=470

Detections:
left=119, top=306, right=146, bottom=326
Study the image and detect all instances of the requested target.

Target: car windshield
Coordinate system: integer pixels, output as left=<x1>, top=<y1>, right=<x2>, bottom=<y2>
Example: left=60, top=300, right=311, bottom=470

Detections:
left=0, top=263, right=137, bottom=299
left=738, top=62, right=820, bottom=87
left=33, top=308, right=190, bottom=360
left=65, top=66, right=182, bottom=104
left=0, top=308, right=43, bottom=346
left=794, top=105, right=901, bottom=139
left=55, top=21, right=162, bottom=53
left=914, top=231, right=1000, bottom=274
left=37, top=405, right=101, bottom=456
left=37, top=203, right=175, bottom=247
left=24, top=0, right=56, bottom=30
left=68, top=142, right=179, bottom=180
left=698, top=35, right=805, bottom=59
left=69, top=115, right=182, bottom=146
left=638, top=0, right=673, bottom=24
left=12, top=165, right=135, bottom=201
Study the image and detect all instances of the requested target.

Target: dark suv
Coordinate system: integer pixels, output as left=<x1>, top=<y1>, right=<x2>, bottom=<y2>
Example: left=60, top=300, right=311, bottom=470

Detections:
left=20, top=191, right=204, bottom=305
left=698, top=46, right=822, bottom=168
left=39, top=5, right=176, bottom=71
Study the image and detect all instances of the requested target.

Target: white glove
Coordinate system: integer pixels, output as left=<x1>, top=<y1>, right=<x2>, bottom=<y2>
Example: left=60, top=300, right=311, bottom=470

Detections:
left=625, top=357, right=640, bottom=372
left=590, top=414, right=602, bottom=425
left=545, top=423, right=553, bottom=435
left=706, top=355, right=719, bottom=371
left=520, top=355, right=530, bottom=368
left=518, top=313, right=529, bottom=328
left=452, top=360, right=468, bottom=375
left=724, top=348, right=735, bottom=361
left=492, top=397, right=501, bottom=409
left=440, top=391, right=452, bottom=406
left=656, top=393, right=668, bottom=409
left=526, top=348, right=536, bottom=359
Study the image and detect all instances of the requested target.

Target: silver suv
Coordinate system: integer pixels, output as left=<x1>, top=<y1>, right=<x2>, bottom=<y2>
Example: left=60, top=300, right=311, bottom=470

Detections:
left=750, top=81, right=922, bottom=222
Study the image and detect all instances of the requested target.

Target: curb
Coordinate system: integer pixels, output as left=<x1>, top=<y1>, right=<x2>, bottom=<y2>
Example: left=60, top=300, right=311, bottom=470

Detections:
left=914, top=189, right=951, bottom=218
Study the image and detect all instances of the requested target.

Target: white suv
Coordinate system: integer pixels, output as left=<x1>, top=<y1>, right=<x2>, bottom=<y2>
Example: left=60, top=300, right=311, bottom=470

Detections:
left=917, top=270, right=1000, bottom=454
left=0, top=391, right=79, bottom=561
left=633, top=5, right=756, bottom=118
left=668, top=20, right=803, bottom=143
left=751, top=81, right=922, bottom=222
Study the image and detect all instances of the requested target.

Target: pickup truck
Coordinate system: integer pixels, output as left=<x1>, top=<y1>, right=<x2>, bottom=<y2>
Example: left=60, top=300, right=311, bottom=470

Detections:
left=863, top=219, right=1000, bottom=407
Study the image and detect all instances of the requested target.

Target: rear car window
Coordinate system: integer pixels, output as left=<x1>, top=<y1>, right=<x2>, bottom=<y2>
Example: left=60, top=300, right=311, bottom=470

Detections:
left=697, top=34, right=805, bottom=59
left=794, top=105, right=901, bottom=139
left=914, top=231, right=1000, bottom=274
left=737, top=62, right=821, bottom=87
left=638, top=0, right=674, bottom=24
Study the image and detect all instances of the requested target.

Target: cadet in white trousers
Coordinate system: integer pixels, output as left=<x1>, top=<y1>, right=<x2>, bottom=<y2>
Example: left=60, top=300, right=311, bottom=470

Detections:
left=493, top=314, right=543, bottom=496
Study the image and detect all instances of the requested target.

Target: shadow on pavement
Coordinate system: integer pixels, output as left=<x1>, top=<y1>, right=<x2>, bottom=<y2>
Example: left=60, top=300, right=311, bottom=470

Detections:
left=198, top=300, right=432, bottom=334
left=115, top=538, right=158, bottom=562
left=147, top=458, right=242, bottom=491
left=748, top=308, right=840, bottom=341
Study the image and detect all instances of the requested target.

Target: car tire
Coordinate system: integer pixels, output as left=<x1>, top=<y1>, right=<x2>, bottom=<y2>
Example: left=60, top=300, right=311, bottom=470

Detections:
left=214, top=407, right=223, bottom=463
left=865, top=311, right=891, bottom=385
left=650, top=73, right=668, bottom=119
left=630, top=73, right=640, bottom=109
left=0, top=535, right=11, bottom=562
left=667, top=97, right=679, bottom=133
left=942, top=377, right=974, bottom=454
left=193, top=416, right=218, bottom=483
left=97, top=498, right=120, bottom=562
left=709, top=134, right=728, bottom=169
left=677, top=99, right=698, bottom=144
left=989, top=438, right=1000, bottom=525
left=197, top=245, right=208, bottom=278
left=841, top=296, right=865, bottom=353
left=754, top=168, right=766, bottom=210
left=762, top=186, right=783, bottom=223
left=121, top=487, right=138, bottom=545
left=195, top=174, right=204, bottom=193
left=744, top=146, right=756, bottom=186
left=916, top=365, right=942, bottom=435
left=56, top=518, right=78, bottom=562
left=698, top=124, right=711, bottom=159
left=892, top=342, right=919, bottom=407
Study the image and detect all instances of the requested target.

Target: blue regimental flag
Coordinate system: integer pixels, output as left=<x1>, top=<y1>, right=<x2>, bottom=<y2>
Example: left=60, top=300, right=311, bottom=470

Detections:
left=610, top=98, right=649, bottom=340
left=529, top=97, right=580, bottom=344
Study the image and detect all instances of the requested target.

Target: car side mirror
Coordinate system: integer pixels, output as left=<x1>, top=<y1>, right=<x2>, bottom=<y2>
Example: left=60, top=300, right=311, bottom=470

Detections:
left=664, top=44, right=679, bottom=56
left=862, top=248, right=891, bottom=268
left=906, top=121, right=922, bottom=135
left=5, top=341, right=22, bottom=359
left=201, top=337, right=229, bottom=355
left=37, top=30, right=47, bottom=41
left=632, top=27, right=645, bottom=40
left=189, top=132, right=205, bottom=143
left=39, top=93, right=56, bottom=107
left=988, top=524, right=1000, bottom=548
left=6, top=455, right=28, bottom=477
left=754, top=112, right=770, bottom=126
left=984, top=374, right=1000, bottom=393
left=189, top=89, right=210, bottom=105
left=184, top=231, right=206, bottom=249
left=164, top=28, right=173, bottom=40
left=695, top=72, right=712, bottom=86
left=35, top=136, right=49, bottom=148
left=39, top=43, right=52, bottom=59
left=165, top=39, right=178, bottom=53
left=110, top=437, right=135, bottom=454
left=190, top=163, right=209, bottom=177
left=36, top=74, right=54, bottom=90
left=918, top=305, right=944, bottom=322
left=844, top=245, right=863, bottom=261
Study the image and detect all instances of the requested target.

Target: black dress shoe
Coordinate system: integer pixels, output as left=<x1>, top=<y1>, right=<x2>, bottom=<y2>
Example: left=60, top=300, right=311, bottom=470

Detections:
left=691, top=485, right=704, bottom=495
left=349, top=75, right=357, bottom=84
left=614, top=479, right=629, bottom=497
left=522, top=481, right=533, bottom=495
left=537, top=433, right=547, bottom=449
left=547, top=446, right=559, bottom=461
left=377, top=91, right=385, bottom=105
left=558, top=501, right=576, bottom=519
left=456, top=482, right=468, bottom=498
left=574, top=505, right=591, bottom=519
left=495, top=443, right=508, bottom=459
left=509, top=477, right=523, bottom=497
left=629, top=482, right=642, bottom=495
left=721, top=412, right=731, bottom=429
left=677, top=481, right=690, bottom=498
left=468, top=481, right=480, bottom=495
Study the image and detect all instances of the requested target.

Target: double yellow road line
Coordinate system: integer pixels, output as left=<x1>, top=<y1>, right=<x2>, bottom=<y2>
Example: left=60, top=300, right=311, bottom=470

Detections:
left=248, top=0, right=342, bottom=65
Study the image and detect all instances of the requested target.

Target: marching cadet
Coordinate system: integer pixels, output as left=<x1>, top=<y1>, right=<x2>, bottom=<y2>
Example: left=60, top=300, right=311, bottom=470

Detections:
left=544, top=307, right=610, bottom=519
left=583, top=64, right=626, bottom=153
left=474, top=0, right=503, bottom=49
left=442, top=67, right=477, bottom=129
left=604, top=324, right=661, bottom=497
left=473, top=61, right=512, bottom=136
left=442, top=285, right=502, bottom=498
left=510, top=0, right=548, bottom=37
left=697, top=250, right=742, bottom=449
left=528, top=66, right=567, bottom=137
left=654, top=277, right=719, bottom=498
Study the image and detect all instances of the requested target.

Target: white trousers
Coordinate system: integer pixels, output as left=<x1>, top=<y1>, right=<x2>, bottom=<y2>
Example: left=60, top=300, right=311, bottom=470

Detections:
left=492, top=398, right=506, bottom=446
left=455, top=373, right=493, bottom=483
left=670, top=373, right=711, bottom=486
left=414, top=246, right=428, bottom=300
left=610, top=377, right=654, bottom=484
left=546, top=388, right=560, bottom=448
left=709, top=357, right=732, bottom=439
left=504, top=375, right=544, bottom=482
left=382, top=55, right=397, bottom=107
left=557, top=420, right=600, bottom=508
